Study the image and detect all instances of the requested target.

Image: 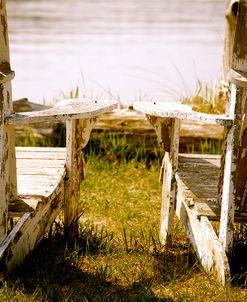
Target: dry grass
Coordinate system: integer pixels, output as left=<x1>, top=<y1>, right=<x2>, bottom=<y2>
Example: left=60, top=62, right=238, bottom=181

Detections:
left=0, top=157, right=246, bottom=301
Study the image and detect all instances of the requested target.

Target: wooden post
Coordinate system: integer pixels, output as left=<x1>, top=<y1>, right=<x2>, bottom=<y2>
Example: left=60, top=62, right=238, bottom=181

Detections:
left=65, top=118, right=96, bottom=241
left=223, top=0, right=239, bottom=80
left=147, top=115, right=180, bottom=244
left=219, top=0, right=247, bottom=254
left=0, top=0, right=17, bottom=240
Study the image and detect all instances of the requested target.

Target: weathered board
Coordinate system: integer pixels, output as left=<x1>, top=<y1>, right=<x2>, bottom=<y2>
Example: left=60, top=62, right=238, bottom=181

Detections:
left=133, top=102, right=233, bottom=126
left=15, top=147, right=66, bottom=197
left=5, top=99, right=118, bottom=125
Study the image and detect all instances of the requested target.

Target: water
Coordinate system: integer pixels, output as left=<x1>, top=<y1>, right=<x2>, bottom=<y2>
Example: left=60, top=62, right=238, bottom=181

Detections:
left=7, top=0, right=226, bottom=105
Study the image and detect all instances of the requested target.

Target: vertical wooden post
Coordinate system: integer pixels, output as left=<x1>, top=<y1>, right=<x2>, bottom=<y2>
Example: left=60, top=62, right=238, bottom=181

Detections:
left=219, top=83, right=240, bottom=254
left=0, top=0, right=17, bottom=240
left=223, top=0, right=239, bottom=80
left=147, top=116, right=180, bottom=244
left=219, top=0, right=247, bottom=254
left=65, top=118, right=96, bottom=241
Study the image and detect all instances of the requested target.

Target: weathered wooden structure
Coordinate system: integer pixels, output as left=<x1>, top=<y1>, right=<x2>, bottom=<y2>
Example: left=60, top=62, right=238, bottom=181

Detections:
left=134, top=0, right=247, bottom=285
left=224, top=0, right=239, bottom=80
left=0, top=0, right=117, bottom=274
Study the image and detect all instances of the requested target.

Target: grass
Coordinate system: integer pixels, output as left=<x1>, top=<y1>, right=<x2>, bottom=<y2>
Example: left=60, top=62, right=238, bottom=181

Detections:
left=181, top=79, right=227, bottom=114
left=1, top=153, right=246, bottom=301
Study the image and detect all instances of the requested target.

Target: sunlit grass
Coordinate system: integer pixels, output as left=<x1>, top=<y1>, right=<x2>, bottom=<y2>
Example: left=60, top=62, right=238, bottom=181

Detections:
left=181, top=79, right=227, bottom=114
left=1, top=156, right=246, bottom=301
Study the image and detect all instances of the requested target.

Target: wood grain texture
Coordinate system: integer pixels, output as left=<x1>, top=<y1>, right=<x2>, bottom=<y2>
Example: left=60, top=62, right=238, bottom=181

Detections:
left=0, top=0, right=16, bottom=240
left=64, top=118, right=96, bottom=241
left=15, top=147, right=66, bottom=197
left=133, top=102, right=233, bottom=126
left=5, top=99, right=118, bottom=125
left=232, top=0, right=247, bottom=72
left=224, top=0, right=239, bottom=79
left=176, top=193, right=231, bottom=286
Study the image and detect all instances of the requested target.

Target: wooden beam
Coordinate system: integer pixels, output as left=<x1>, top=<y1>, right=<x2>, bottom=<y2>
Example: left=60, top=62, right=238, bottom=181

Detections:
left=64, top=118, right=96, bottom=241
left=224, top=0, right=239, bottom=80
left=146, top=115, right=180, bottom=244
left=0, top=0, right=17, bottom=240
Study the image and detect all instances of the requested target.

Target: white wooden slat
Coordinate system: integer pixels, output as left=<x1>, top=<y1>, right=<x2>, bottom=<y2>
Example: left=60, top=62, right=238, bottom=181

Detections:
left=16, top=166, right=65, bottom=176
left=16, top=147, right=66, bottom=160
left=15, top=147, right=66, bottom=197
left=17, top=159, right=65, bottom=168
left=17, top=179, right=60, bottom=197
left=16, top=147, right=66, bottom=153
left=5, top=99, right=118, bottom=125
left=133, top=102, right=233, bottom=126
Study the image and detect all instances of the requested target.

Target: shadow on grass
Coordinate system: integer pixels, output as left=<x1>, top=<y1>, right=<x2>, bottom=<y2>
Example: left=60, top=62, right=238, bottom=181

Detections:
left=3, top=231, right=198, bottom=302
left=3, top=223, right=246, bottom=301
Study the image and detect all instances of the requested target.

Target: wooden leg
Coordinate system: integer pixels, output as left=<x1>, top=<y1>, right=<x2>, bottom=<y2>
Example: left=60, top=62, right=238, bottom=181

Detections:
left=64, top=118, right=96, bottom=242
left=160, top=151, right=176, bottom=244
left=219, top=125, right=235, bottom=255
left=146, top=116, right=180, bottom=244
left=0, top=86, right=16, bottom=240
left=0, top=123, right=8, bottom=240
left=176, top=192, right=231, bottom=285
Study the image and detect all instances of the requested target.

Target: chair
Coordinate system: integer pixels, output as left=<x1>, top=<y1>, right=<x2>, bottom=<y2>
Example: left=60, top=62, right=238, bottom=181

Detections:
left=0, top=0, right=117, bottom=275
left=133, top=0, right=247, bottom=285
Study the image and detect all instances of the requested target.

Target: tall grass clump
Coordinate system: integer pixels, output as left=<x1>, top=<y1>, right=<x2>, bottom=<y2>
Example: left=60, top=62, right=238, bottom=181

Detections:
left=84, top=131, right=162, bottom=165
left=181, top=79, right=227, bottom=114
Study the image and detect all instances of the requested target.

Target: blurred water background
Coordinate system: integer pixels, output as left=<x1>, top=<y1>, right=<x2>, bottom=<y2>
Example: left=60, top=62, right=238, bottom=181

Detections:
left=8, top=0, right=226, bottom=105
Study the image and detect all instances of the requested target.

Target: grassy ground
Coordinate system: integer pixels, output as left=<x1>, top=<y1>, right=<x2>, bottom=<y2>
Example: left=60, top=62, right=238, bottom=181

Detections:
left=0, top=151, right=246, bottom=301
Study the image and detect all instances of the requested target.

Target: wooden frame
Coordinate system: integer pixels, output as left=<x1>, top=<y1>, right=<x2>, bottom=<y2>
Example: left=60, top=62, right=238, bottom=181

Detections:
left=133, top=0, right=247, bottom=285
left=0, top=0, right=118, bottom=274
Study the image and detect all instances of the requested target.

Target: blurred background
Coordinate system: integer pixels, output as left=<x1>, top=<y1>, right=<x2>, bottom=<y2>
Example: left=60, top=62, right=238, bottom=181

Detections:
left=8, top=0, right=226, bottom=106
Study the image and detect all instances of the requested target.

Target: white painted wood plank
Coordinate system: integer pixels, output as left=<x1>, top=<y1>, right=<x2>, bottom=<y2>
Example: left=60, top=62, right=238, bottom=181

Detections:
left=17, top=159, right=65, bottom=168
left=133, top=102, right=233, bottom=126
left=16, top=147, right=66, bottom=160
left=5, top=99, right=118, bottom=125
left=17, top=175, right=65, bottom=197
left=219, top=83, right=241, bottom=254
left=16, top=166, right=65, bottom=176
left=16, top=147, right=66, bottom=153
left=159, top=119, right=180, bottom=244
left=15, top=147, right=66, bottom=196
left=176, top=192, right=231, bottom=285
left=0, top=181, right=64, bottom=273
